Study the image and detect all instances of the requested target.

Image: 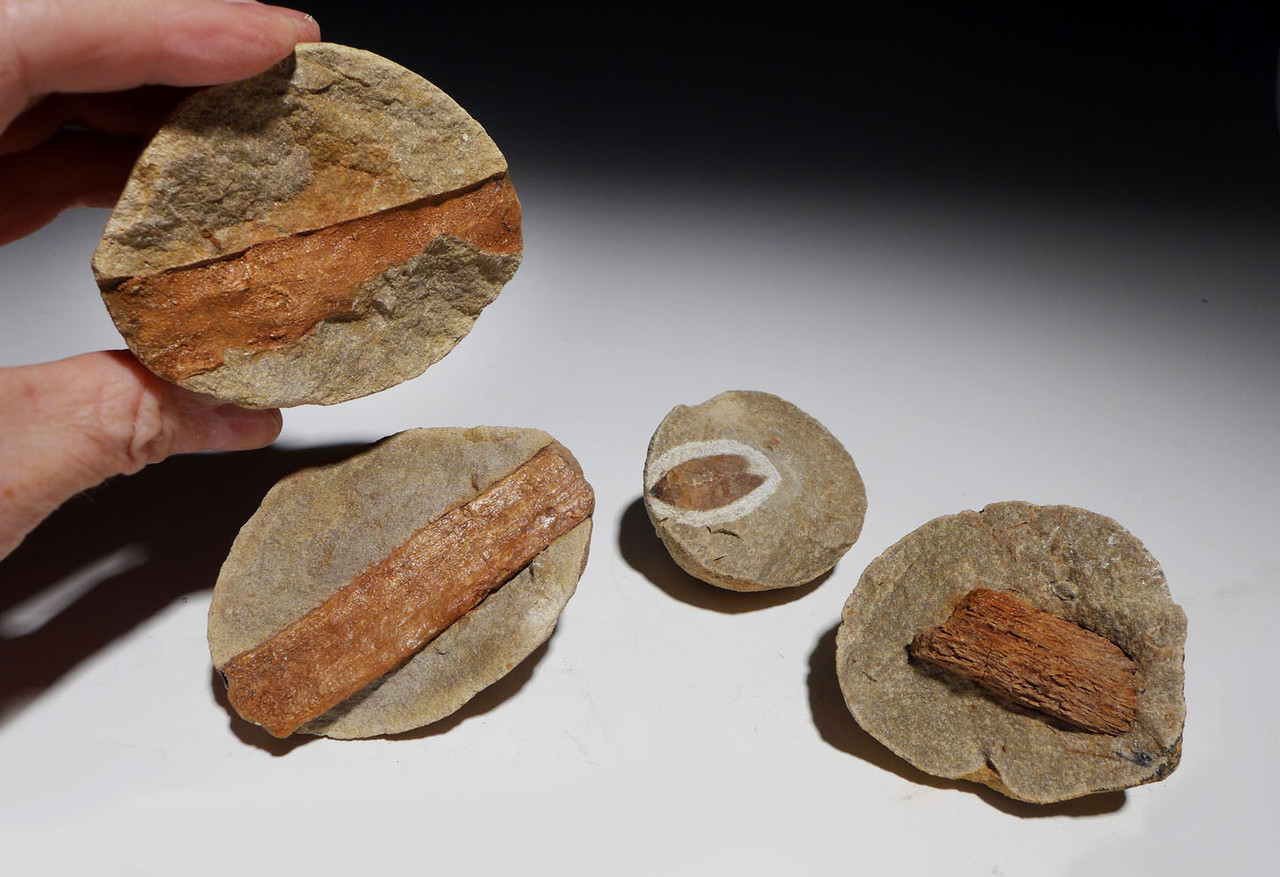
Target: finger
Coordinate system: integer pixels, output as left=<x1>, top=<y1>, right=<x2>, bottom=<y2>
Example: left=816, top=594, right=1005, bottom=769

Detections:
left=0, top=86, right=189, bottom=156
left=0, top=351, right=282, bottom=559
left=0, top=0, right=320, bottom=131
left=0, top=92, right=67, bottom=156
left=0, top=130, right=141, bottom=245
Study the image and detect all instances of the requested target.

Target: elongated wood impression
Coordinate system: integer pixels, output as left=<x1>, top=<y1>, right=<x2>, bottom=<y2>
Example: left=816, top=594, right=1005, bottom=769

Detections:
left=220, top=443, right=594, bottom=737
left=643, top=392, right=865, bottom=591
left=93, top=43, right=523, bottom=408
left=907, top=588, right=1137, bottom=734
left=649, top=454, right=767, bottom=511
left=104, top=176, right=521, bottom=382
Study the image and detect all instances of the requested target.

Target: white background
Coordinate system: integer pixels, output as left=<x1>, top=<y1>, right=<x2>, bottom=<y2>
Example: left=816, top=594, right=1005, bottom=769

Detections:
left=1, top=171, right=1276, bottom=875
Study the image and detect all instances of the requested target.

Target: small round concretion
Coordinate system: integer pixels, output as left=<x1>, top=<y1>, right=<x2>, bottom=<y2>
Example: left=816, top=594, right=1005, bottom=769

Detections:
left=93, top=43, right=521, bottom=408
left=835, top=502, right=1187, bottom=803
left=643, top=390, right=866, bottom=591
left=208, top=427, right=591, bottom=739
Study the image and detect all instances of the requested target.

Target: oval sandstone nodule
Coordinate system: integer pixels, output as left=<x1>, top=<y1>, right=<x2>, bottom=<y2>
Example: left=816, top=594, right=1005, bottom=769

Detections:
left=643, top=390, right=866, bottom=591
left=835, top=502, right=1188, bottom=803
left=208, top=427, right=594, bottom=739
left=93, top=43, right=522, bottom=408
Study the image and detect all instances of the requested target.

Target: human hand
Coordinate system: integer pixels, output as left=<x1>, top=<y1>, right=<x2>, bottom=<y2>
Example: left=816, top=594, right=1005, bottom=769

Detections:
left=0, top=0, right=322, bottom=559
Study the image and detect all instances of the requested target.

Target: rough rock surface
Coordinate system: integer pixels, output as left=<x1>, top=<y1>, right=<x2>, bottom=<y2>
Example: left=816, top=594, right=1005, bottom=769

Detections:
left=209, top=427, right=591, bottom=739
left=94, top=43, right=520, bottom=407
left=643, top=390, right=866, bottom=590
left=836, top=502, right=1187, bottom=803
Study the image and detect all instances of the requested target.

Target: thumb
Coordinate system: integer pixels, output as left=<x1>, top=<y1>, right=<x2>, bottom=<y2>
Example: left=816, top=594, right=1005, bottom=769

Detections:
left=0, top=350, right=281, bottom=558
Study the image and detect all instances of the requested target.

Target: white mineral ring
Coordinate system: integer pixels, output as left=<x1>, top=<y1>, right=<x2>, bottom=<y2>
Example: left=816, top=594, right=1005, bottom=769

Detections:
left=645, top=438, right=782, bottom=527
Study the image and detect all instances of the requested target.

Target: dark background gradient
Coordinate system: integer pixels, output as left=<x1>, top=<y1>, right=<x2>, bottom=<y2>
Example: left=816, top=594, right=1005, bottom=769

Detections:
left=300, top=1, right=1280, bottom=212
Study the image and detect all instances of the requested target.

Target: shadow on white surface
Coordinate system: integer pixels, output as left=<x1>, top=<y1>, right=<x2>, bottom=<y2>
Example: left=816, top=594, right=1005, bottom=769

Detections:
left=0, top=442, right=368, bottom=725
left=0, top=543, right=149, bottom=638
left=616, top=497, right=829, bottom=612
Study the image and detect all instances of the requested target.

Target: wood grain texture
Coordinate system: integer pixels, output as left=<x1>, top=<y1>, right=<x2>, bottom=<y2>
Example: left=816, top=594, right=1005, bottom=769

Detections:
left=105, top=175, right=521, bottom=381
left=907, top=588, right=1137, bottom=735
left=649, top=454, right=766, bottom=511
left=221, top=443, right=594, bottom=737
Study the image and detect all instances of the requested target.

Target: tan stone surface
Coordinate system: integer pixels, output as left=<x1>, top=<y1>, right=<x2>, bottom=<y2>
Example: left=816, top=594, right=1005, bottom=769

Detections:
left=209, top=427, right=591, bottom=738
left=180, top=233, right=519, bottom=407
left=93, top=43, right=520, bottom=408
left=643, top=390, right=866, bottom=590
left=94, top=43, right=508, bottom=282
left=836, top=502, right=1187, bottom=803
left=305, top=520, right=590, bottom=739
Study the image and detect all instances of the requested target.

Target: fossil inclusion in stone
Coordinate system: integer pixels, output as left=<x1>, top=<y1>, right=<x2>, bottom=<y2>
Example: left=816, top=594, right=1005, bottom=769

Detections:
left=94, top=43, right=522, bottom=408
left=643, top=390, right=866, bottom=591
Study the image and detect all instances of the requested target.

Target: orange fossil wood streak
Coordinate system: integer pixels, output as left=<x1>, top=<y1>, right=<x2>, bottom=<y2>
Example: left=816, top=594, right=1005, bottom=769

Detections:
left=221, top=443, right=593, bottom=738
left=907, top=588, right=1138, bottom=735
left=106, top=174, right=522, bottom=381
left=648, top=454, right=765, bottom=511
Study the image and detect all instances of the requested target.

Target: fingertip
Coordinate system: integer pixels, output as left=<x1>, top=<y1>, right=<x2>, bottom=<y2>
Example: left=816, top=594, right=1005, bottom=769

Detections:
left=261, top=6, right=322, bottom=43
left=3, top=0, right=324, bottom=103
left=219, top=3, right=323, bottom=51
left=203, top=404, right=283, bottom=452
left=159, top=3, right=306, bottom=85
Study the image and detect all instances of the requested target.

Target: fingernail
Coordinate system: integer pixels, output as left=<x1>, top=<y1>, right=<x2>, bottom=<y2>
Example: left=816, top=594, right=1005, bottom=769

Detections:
left=227, top=3, right=319, bottom=38
left=262, top=5, right=320, bottom=36
left=207, top=405, right=283, bottom=451
left=266, top=6, right=317, bottom=27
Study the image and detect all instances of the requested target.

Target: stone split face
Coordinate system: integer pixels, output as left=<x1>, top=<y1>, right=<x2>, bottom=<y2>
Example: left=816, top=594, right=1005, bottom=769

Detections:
left=836, top=502, right=1187, bottom=803
left=93, top=43, right=521, bottom=408
left=643, top=391, right=866, bottom=591
left=208, top=427, right=594, bottom=739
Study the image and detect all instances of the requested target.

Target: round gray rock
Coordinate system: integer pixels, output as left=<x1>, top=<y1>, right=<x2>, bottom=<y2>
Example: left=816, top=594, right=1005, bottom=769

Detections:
left=643, top=390, right=866, bottom=591
left=209, top=427, right=591, bottom=739
left=836, top=501, right=1187, bottom=803
left=94, top=43, right=520, bottom=408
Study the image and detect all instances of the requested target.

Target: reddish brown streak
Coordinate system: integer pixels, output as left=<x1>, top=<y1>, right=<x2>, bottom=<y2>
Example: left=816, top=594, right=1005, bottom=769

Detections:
left=908, top=588, right=1138, bottom=735
left=650, top=454, right=765, bottom=511
left=104, top=174, right=522, bottom=380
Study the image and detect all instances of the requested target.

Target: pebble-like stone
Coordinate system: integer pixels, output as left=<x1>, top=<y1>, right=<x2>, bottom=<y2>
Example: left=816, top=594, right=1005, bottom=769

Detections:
left=94, top=43, right=521, bottom=408
left=643, top=390, right=866, bottom=591
left=835, top=501, right=1187, bottom=803
left=208, top=427, right=592, bottom=739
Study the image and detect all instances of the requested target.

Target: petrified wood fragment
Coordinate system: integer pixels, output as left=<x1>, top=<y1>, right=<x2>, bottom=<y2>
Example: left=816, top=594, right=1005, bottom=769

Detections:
left=209, top=427, right=594, bottom=739
left=94, top=43, right=522, bottom=408
left=836, top=502, right=1187, bottom=803
left=908, top=588, right=1138, bottom=735
left=649, top=454, right=767, bottom=511
left=643, top=390, right=865, bottom=591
